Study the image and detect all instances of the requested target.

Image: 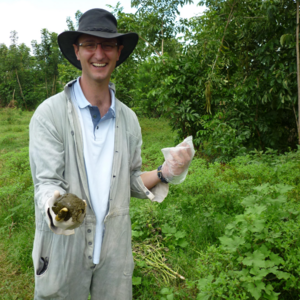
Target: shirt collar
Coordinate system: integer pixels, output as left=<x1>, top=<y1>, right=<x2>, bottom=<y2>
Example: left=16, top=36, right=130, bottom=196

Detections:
left=74, top=77, right=116, bottom=117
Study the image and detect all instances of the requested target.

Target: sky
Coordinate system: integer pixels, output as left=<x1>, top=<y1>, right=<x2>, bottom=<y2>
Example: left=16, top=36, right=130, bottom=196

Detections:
left=0, top=0, right=206, bottom=50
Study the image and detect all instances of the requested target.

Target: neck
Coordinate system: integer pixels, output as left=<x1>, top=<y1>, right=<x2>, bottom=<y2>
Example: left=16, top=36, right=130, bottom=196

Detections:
left=79, top=76, right=111, bottom=116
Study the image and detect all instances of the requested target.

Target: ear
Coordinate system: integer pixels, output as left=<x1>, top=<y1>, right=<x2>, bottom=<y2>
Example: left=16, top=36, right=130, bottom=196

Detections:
left=117, top=45, right=124, bottom=61
left=73, top=44, right=80, bottom=61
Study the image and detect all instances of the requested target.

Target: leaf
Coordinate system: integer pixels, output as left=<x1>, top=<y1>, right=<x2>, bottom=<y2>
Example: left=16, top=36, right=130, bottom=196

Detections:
left=162, top=224, right=176, bottom=234
left=136, top=260, right=146, bottom=268
left=175, top=231, right=186, bottom=239
left=250, top=219, right=266, bottom=233
left=132, top=230, right=143, bottom=237
left=245, top=205, right=267, bottom=216
left=269, top=253, right=284, bottom=266
left=250, top=266, right=270, bottom=280
left=241, top=195, right=258, bottom=207
left=265, top=291, right=280, bottom=300
left=197, top=275, right=214, bottom=290
left=264, top=284, right=274, bottom=295
left=161, top=288, right=171, bottom=295
left=177, top=239, right=188, bottom=248
left=243, top=250, right=266, bottom=268
left=253, top=183, right=270, bottom=193
left=132, top=277, right=142, bottom=285
left=274, top=271, right=290, bottom=280
left=259, top=245, right=270, bottom=257
left=246, top=282, right=262, bottom=300
left=197, top=292, right=211, bottom=300
left=276, top=184, right=294, bottom=195
left=255, top=281, right=265, bottom=294
left=219, top=236, right=245, bottom=252
left=280, top=34, right=286, bottom=47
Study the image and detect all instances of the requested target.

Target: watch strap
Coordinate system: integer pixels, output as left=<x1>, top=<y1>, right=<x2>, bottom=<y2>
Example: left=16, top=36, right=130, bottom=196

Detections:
left=157, top=165, right=168, bottom=183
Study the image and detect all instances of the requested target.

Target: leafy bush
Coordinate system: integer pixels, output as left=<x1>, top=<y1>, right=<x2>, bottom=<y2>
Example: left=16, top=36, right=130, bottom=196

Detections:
left=195, top=183, right=300, bottom=300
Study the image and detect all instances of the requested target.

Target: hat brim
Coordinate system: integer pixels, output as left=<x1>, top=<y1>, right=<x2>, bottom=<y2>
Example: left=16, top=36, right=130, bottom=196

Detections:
left=58, top=31, right=139, bottom=70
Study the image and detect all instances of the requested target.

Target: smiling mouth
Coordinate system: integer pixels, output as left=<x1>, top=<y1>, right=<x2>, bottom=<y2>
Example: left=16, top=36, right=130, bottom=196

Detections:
left=92, top=63, right=107, bottom=67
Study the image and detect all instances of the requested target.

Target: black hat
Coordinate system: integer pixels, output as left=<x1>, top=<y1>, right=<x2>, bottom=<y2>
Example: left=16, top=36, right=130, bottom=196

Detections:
left=58, top=8, right=139, bottom=70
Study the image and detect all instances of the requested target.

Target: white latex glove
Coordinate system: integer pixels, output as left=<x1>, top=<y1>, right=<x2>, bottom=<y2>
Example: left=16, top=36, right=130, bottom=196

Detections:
left=161, top=136, right=195, bottom=184
left=46, top=190, right=87, bottom=235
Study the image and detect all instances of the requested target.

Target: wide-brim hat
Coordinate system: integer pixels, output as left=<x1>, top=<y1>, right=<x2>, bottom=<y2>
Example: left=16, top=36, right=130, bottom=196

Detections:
left=58, top=8, right=139, bottom=70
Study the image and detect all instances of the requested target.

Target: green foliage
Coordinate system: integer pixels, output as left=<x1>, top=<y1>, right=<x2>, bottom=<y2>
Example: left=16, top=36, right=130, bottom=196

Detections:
left=1, top=112, right=300, bottom=299
left=66, top=10, right=82, bottom=31
left=160, top=287, right=175, bottom=300
left=132, top=0, right=298, bottom=153
left=0, top=1, right=298, bottom=154
left=195, top=183, right=300, bottom=300
left=57, top=59, right=81, bottom=89
left=131, top=0, right=192, bottom=55
left=0, top=29, right=63, bottom=109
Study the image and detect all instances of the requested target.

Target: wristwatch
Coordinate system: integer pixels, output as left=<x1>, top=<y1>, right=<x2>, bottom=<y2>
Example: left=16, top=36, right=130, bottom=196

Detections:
left=157, top=165, right=168, bottom=183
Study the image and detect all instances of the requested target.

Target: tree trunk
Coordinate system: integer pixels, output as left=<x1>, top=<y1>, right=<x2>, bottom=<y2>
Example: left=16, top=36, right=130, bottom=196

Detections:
left=45, top=75, right=48, bottom=98
left=297, top=1, right=300, bottom=144
left=52, top=75, right=56, bottom=96
left=15, top=69, right=27, bottom=110
left=161, top=20, right=164, bottom=56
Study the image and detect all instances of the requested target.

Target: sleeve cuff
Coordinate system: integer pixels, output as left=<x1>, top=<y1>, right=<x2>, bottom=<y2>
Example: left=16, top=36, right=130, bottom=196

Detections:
left=131, top=176, right=169, bottom=203
left=149, top=182, right=169, bottom=203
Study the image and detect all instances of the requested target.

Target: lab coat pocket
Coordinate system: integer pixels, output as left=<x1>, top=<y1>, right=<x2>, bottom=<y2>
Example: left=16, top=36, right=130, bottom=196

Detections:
left=33, top=230, right=67, bottom=298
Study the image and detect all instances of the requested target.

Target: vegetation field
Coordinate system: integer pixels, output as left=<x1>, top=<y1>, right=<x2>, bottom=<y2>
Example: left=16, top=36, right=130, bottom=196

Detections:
left=1, top=108, right=300, bottom=299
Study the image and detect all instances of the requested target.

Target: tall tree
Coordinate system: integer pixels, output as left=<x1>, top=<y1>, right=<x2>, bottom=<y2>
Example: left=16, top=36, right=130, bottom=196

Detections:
left=135, top=0, right=298, bottom=153
left=32, top=29, right=63, bottom=98
left=131, top=0, right=192, bottom=55
left=66, top=10, right=83, bottom=31
left=7, top=31, right=27, bottom=109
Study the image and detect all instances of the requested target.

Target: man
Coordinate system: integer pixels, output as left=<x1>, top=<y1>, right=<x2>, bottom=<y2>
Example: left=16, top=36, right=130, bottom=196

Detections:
left=29, top=8, right=194, bottom=300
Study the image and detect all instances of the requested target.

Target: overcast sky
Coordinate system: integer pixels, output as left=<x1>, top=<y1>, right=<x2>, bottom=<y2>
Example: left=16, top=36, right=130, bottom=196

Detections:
left=0, top=0, right=206, bottom=50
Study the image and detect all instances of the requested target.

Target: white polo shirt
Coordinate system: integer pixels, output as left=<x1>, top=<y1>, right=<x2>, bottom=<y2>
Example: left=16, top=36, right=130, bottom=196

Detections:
left=71, top=78, right=115, bottom=264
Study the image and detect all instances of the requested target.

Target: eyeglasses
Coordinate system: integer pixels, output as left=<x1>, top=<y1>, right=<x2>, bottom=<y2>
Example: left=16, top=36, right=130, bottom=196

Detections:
left=78, top=42, right=118, bottom=52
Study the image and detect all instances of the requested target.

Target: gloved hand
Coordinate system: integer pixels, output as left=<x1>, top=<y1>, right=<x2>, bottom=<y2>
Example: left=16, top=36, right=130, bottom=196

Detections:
left=46, top=191, right=87, bottom=235
left=161, top=136, right=195, bottom=184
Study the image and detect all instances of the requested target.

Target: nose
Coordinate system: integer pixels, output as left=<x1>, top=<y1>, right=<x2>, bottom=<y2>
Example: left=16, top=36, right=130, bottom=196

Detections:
left=93, top=44, right=106, bottom=59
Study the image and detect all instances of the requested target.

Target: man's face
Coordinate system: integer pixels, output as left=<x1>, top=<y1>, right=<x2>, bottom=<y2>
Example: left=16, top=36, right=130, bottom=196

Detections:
left=73, top=34, right=123, bottom=85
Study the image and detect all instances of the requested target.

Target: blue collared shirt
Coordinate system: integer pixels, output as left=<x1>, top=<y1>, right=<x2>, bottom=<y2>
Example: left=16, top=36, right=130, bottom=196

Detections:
left=71, top=78, right=115, bottom=264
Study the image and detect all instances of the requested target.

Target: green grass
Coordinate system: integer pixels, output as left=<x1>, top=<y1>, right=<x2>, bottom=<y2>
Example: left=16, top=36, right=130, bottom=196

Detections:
left=1, top=108, right=300, bottom=299
left=0, top=108, right=31, bottom=154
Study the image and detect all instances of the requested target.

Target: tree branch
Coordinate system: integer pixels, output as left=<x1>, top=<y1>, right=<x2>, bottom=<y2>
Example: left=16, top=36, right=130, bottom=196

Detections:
left=139, top=36, right=161, bottom=57
left=15, top=69, right=27, bottom=110
left=211, top=0, right=238, bottom=73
